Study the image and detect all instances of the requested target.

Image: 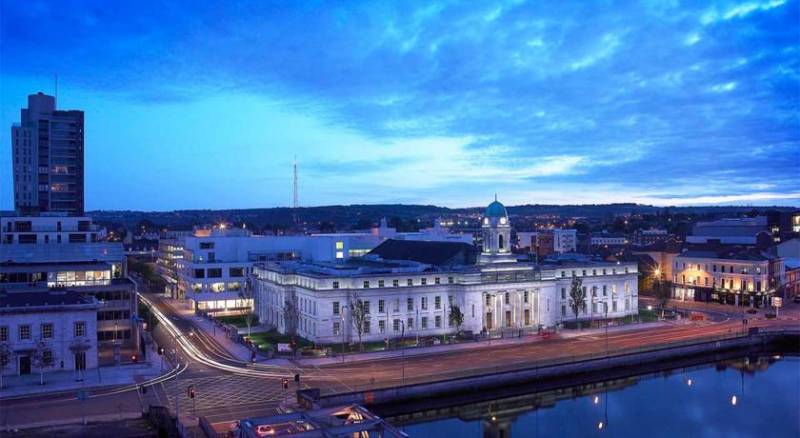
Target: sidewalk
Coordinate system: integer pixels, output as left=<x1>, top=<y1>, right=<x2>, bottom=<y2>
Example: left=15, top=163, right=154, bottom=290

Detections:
left=158, top=296, right=257, bottom=363
left=0, top=342, right=163, bottom=399
left=293, top=320, right=673, bottom=366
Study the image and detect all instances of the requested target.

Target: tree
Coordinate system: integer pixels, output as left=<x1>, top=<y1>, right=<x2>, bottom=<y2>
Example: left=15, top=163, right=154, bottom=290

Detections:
left=569, top=276, right=586, bottom=328
left=283, top=298, right=299, bottom=341
left=654, top=280, right=671, bottom=318
left=0, top=342, right=12, bottom=389
left=69, top=337, right=92, bottom=380
left=238, top=282, right=258, bottom=337
left=32, top=338, right=55, bottom=385
left=449, top=305, right=464, bottom=335
left=349, top=293, right=368, bottom=351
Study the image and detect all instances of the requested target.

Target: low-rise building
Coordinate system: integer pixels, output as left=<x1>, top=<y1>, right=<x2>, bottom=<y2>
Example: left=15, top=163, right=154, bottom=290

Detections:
left=517, top=228, right=576, bottom=257
left=671, top=247, right=784, bottom=306
left=687, top=216, right=769, bottom=245
left=632, top=228, right=670, bottom=246
left=0, top=290, right=99, bottom=376
left=590, top=232, right=628, bottom=247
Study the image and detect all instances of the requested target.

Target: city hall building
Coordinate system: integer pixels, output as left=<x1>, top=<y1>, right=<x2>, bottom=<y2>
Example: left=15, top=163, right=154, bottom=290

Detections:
left=252, top=199, right=639, bottom=345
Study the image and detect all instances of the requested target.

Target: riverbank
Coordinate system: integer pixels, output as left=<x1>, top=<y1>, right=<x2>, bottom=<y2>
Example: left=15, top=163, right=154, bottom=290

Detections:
left=300, top=328, right=800, bottom=411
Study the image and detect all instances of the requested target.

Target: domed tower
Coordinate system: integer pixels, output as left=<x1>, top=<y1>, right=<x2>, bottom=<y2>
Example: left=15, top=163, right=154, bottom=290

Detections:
left=479, top=196, right=515, bottom=264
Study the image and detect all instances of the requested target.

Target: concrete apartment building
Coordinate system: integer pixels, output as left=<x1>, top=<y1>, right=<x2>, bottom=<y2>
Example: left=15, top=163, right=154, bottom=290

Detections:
left=1, top=216, right=104, bottom=244
left=11, top=92, right=84, bottom=216
left=0, top=290, right=99, bottom=377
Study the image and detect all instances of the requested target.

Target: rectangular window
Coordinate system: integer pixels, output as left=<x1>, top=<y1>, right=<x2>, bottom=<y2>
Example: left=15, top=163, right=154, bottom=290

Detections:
left=74, top=322, right=86, bottom=337
left=435, top=277, right=441, bottom=284
left=200, top=242, right=214, bottom=249
left=421, top=317, right=428, bottom=330
left=194, top=269, right=205, bottom=278
left=392, top=279, right=399, bottom=287
left=407, top=298, right=414, bottom=311
left=393, top=319, right=401, bottom=332
left=333, top=321, right=340, bottom=335
left=379, top=320, right=386, bottom=333
left=333, top=301, right=340, bottom=315
left=378, top=280, right=385, bottom=288
left=448, top=276, right=454, bottom=284
left=486, top=313, right=493, bottom=330
left=363, top=301, right=370, bottom=314
left=363, top=281, right=370, bottom=288
left=435, top=315, right=442, bottom=328
left=407, top=317, right=414, bottom=329
left=421, top=278, right=427, bottom=285
left=435, top=296, right=441, bottom=310
left=332, top=281, right=340, bottom=289
left=0, top=326, right=7, bottom=342
left=561, top=288, right=566, bottom=300
left=603, top=285, right=607, bottom=296
left=19, top=324, right=31, bottom=340
left=505, top=310, right=512, bottom=327
left=407, top=279, right=413, bottom=286
left=41, top=323, right=54, bottom=339
left=448, top=295, right=454, bottom=307
left=485, top=295, right=491, bottom=306
left=524, top=309, right=531, bottom=325
left=207, top=268, right=222, bottom=278
left=613, top=301, right=618, bottom=312
left=524, top=291, right=529, bottom=303
left=504, top=293, right=510, bottom=305
left=229, top=267, right=244, bottom=277
left=421, top=297, right=428, bottom=310
left=561, top=305, right=566, bottom=317
left=363, top=320, right=371, bottom=334
left=378, top=299, right=385, bottom=313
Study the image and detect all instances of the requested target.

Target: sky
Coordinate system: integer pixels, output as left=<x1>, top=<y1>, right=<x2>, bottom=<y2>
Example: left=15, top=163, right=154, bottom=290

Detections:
left=1, top=0, right=798, bottom=211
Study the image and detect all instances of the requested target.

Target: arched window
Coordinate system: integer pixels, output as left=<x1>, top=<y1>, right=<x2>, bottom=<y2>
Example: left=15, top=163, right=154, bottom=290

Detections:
left=499, top=234, right=504, bottom=249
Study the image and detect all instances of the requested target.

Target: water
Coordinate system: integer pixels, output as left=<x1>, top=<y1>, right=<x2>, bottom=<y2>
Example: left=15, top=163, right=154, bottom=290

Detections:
left=396, top=356, right=800, bottom=438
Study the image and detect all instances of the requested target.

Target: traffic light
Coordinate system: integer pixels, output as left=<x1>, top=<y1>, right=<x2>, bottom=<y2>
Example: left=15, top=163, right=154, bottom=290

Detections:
left=131, top=354, right=138, bottom=363
left=158, top=346, right=165, bottom=356
left=282, top=378, right=289, bottom=389
left=187, top=385, right=196, bottom=399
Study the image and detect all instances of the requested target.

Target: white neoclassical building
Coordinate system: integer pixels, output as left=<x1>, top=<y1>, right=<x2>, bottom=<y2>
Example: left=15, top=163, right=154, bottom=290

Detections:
left=251, top=199, right=639, bottom=345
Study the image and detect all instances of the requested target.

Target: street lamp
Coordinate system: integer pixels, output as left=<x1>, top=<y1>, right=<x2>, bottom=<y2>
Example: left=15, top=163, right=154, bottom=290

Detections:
left=340, top=304, right=348, bottom=363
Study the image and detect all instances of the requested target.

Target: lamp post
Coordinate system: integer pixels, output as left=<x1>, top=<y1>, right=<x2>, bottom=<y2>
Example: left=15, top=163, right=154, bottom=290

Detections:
left=399, top=320, right=406, bottom=386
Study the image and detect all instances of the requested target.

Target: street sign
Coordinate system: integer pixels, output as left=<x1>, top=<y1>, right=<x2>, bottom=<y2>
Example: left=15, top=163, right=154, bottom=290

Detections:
left=277, top=343, right=292, bottom=353
left=772, top=297, right=783, bottom=308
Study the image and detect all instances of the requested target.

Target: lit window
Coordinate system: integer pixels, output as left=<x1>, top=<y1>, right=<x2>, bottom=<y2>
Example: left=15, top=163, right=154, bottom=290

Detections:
left=335, top=241, right=344, bottom=250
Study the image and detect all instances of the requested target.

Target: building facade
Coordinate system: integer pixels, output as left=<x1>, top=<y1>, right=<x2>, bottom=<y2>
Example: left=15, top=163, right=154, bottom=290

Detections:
left=671, top=249, right=784, bottom=306
left=252, top=200, right=639, bottom=345
left=1, top=216, right=104, bottom=245
left=0, top=290, right=99, bottom=376
left=11, top=92, right=84, bottom=216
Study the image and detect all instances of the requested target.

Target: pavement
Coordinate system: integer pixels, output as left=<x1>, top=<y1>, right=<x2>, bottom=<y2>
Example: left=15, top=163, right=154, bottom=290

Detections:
left=0, top=342, right=165, bottom=400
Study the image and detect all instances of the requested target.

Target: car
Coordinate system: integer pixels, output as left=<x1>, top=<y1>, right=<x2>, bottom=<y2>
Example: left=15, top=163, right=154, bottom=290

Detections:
left=746, top=308, right=758, bottom=314
left=765, top=313, right=777, bottom=319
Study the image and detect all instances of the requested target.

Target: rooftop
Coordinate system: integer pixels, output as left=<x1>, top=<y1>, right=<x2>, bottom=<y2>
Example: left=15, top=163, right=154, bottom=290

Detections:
left=0, top=289, right=98, bottom=310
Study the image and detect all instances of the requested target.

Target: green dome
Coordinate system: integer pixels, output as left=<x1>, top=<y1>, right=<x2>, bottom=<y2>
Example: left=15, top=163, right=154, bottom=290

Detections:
left=485, top=200, right=507, bottom=218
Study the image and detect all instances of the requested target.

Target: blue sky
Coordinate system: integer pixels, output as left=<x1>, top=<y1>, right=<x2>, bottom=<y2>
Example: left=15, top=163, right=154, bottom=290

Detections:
left=1, top=0, right=798, bottom=211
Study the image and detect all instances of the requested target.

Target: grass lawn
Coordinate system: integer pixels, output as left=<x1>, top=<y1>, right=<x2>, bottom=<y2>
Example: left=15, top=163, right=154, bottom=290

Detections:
left=246, top=330, right=312, bottom=351
left=214, top=314, right=256, bottom=328
left=621, top=308, right=659, bottom=324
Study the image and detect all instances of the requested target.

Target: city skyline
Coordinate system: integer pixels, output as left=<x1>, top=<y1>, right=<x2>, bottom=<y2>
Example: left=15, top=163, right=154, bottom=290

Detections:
left=2, top=1, right=799, bottom=211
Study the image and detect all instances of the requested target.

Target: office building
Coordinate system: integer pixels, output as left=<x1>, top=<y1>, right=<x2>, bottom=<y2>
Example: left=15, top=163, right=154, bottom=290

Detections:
left=686, top=216, right=769, bottom=245
left=11, top=92, right=84, bottom=216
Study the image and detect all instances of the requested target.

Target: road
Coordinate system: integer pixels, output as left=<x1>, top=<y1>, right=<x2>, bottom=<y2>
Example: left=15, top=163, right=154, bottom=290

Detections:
left=3, top=291, right=798, bottom=431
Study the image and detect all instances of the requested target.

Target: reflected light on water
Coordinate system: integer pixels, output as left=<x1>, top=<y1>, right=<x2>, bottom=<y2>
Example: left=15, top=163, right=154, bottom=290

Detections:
left=593, top=395, right=600, bottom=404
left=731, top=395, right=738, bottom=406
left=598, top=421, right=604, bottom=430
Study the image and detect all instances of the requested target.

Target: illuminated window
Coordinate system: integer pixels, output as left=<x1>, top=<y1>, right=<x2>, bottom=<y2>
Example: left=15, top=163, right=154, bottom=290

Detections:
left=335, top=241, right=344, bottom=250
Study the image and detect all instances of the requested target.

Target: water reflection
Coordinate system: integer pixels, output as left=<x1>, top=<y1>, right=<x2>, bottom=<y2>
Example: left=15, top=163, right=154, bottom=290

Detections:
left=392, top=356, right=799, bottom=438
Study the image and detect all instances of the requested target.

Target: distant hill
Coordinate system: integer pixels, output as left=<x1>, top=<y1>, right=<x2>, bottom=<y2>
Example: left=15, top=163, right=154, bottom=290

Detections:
left=87, top=203, right=796, bottom=232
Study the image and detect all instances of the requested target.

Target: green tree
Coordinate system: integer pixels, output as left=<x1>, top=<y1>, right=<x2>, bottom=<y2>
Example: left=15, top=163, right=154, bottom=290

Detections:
left=32, top=338, right=55, bottom=385
left=569, top=277, right=586, bottom=328
left=449, top=305, right=464, bottom=334
left=349, top=293, right=369, bottom=351
left=654, top=280, right=671, bottom=318
left=0, top=342, right=12, bottom=389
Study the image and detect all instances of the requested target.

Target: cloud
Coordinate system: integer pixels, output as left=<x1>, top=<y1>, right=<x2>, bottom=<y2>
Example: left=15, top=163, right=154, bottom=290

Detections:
left=1, top=0, right=798, bottom=209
